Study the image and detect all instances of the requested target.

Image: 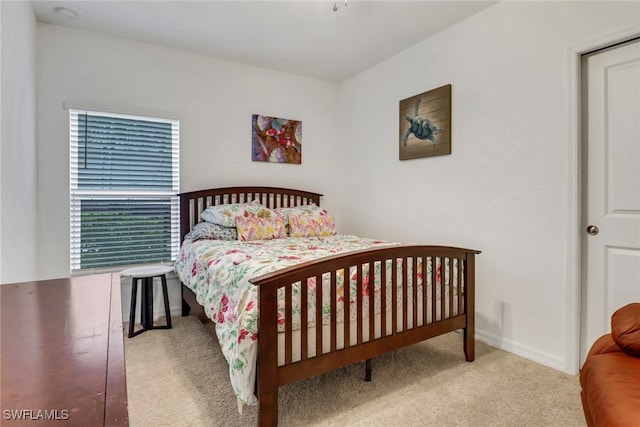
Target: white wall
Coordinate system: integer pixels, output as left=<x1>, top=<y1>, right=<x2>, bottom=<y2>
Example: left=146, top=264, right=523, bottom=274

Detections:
left=1, top=1, right=38, bottom=284
left=35, top=24, right=341, bottom=282
left=337, top=1, right=640, bottom=373
left=35, top=24, right=341, bottom=319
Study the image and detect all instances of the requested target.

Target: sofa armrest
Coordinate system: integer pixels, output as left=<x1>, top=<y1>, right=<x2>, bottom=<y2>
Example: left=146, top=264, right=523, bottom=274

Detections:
left=587, top=334, right=623, bottom=358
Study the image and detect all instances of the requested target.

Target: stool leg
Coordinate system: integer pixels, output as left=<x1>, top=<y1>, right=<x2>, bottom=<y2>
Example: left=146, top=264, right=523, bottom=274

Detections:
left=147, top=277, right=154, bottom=329
left=128, top=277, right=138, bottom=338
left=140, top=278, right=147, bottom=330
left=161, top=274, right=172, bottom=329
left=143, top=277, right=153, bottom=330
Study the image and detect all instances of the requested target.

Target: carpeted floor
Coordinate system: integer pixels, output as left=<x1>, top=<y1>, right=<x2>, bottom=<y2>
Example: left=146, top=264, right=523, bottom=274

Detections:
left=124, top=315, right=585, bottom=426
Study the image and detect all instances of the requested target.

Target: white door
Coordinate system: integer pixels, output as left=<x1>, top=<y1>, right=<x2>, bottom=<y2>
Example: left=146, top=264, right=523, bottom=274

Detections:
left=581, top=39, right=640, bottom=366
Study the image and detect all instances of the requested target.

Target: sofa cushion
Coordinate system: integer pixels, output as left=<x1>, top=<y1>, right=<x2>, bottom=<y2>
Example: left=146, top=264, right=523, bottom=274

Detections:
left=611, top=302, right=640, bottom=357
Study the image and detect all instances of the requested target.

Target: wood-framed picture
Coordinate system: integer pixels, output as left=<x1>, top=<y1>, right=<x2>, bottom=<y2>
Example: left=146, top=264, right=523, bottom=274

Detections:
left=252, top=114, right=302, bottom=164
left=399, top=84, right=451, bottom=160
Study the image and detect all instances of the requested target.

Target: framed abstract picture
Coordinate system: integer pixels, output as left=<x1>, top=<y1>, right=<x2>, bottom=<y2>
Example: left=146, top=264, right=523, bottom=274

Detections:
left=399, top=84, right=451, bottom=160
left=252, top=114, right=302, bottom=164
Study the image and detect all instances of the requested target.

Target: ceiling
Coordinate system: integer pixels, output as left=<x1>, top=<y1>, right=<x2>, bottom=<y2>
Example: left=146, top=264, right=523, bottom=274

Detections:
left=30, top=0, right=498, bottom=83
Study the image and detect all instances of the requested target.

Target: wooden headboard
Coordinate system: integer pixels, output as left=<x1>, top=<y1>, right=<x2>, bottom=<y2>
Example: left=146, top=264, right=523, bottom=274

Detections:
left=178, top=186, right=323, bottom=242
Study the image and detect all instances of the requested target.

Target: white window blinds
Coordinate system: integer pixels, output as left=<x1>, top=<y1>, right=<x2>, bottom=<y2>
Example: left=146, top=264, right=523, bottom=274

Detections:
left=69, top=109, right=180, bottom=272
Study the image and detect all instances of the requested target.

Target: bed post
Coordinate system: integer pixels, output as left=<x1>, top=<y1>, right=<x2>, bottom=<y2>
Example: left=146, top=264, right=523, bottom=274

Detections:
left=257, top=285, right=279, bottom=427
left=464, top=251, right=476, bottom=362
left=179, top=192, right=191, bottom=316
left=181, top=288, right=191, bottom=317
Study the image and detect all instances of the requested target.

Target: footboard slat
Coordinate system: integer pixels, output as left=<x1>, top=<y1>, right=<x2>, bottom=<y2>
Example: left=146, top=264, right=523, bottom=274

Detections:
left=458, top=259, right=463, bottom=317
left=344, top=265, right=351, bottom=349
left=412, top=256, right=418, bottom=328
left=441, top=257, right=446, bottom=322
left=449, top=257, right=455, bottom=318
left=285, top=284, right=292, bottom=365
left=436, top=257, right=439, bottom=323
left=402, top=258, right=408, bottom=332
left=422, top=257, right=428, bottom=325
left=356, top=263, right=363, bottom=345
left=381, top=260, right=388, bottom=338
left=330, top=270, right=337, bottom=352
left=368, top=262, right=375, bottom=342
left=391, top=258, right=398, bottom=335
left=252, top=245, right=479, bottom=427
left=301, top=277, right=308, bottom=360
left=315, top=273, right=323, bottom=356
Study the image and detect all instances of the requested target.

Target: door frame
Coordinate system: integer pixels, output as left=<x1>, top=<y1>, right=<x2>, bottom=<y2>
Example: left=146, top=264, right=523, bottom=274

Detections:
left=567, top=24, right=640, bottom=375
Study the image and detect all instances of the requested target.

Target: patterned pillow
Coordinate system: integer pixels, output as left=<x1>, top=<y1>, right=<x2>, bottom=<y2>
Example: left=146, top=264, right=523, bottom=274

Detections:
left=200, top=201, right=265, bottom=227
left=235, top=214, right=287, bottom=241
left=273, top=204, right=325, bottom=223
left=189, top=222, right=237, bottom=241
left=274, top=204, right=331, bottom=237
left=289, top=213, right=337, bottom=237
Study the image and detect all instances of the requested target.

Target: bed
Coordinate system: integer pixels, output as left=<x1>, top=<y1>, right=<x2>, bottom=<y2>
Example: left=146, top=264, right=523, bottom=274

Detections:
left=175, top=186, right=480, bottom=426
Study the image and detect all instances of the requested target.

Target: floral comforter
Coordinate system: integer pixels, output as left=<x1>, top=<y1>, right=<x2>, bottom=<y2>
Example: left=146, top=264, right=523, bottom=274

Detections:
left=174, top=234, right=399, bottom=405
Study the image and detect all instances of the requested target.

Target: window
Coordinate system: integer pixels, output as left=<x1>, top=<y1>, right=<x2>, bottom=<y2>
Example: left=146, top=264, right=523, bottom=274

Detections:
left=70, top=109, right=179, bottom=272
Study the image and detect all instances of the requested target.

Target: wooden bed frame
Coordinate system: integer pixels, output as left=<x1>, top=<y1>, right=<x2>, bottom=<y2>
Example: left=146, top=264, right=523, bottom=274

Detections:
left=178, top=186, right=480, bottom=426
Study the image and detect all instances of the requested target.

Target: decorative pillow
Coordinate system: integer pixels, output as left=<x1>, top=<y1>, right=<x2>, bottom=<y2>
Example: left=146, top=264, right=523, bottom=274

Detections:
left=611, top=302, right=640, bottom=357
left=189, top=222, right=237, bottom=241
left=274, top=204, right=332, bottom=237
left=289, top=213, right=337, bottom=238
left=235, top=214, right=287, bottom=241
left=200, top=201, right=265, bottom=227
left=274, top=204, right=325, bottom=222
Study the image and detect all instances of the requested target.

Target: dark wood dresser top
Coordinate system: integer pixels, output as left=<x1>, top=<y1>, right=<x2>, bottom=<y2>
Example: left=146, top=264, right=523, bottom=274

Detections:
left=1, top=273, right=128, bottom=426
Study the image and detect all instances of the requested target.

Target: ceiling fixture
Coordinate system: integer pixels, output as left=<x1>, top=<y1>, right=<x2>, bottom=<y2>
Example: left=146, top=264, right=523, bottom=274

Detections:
left=333, top=0, right=347, bottom=12
left=54, top=7, right=77, bottom=21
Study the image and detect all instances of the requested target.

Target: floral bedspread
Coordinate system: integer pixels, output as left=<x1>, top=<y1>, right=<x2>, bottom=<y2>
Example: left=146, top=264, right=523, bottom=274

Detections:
left=174, top=234, right=399, bottom=405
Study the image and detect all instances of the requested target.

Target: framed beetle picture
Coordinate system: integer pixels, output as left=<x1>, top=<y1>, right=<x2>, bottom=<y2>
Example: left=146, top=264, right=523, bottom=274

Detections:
left=399, top=84, right=451, bottom=160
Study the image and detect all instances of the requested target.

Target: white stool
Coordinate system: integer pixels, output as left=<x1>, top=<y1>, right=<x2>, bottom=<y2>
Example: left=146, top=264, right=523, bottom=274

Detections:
left=121, top=265, right=173, bottom=338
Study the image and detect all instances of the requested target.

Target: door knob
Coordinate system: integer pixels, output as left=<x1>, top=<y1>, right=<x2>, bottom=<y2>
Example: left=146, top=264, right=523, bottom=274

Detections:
left=586, top=225, right=599, bottom=236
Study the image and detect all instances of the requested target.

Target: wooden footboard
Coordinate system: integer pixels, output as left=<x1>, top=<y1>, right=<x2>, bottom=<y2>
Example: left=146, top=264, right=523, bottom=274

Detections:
left=251, top=245, right=479, bottom=427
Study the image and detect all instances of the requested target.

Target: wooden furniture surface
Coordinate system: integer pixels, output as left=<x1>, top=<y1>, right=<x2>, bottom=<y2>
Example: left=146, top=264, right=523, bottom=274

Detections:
left=0, top=273, right=128, bottom=426
left=178, top=186, right=480, bottom=427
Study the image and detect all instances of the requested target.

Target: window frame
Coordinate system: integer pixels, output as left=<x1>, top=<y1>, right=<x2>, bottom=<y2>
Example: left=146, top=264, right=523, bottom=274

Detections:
left=69, top=108, right=180, bottom=274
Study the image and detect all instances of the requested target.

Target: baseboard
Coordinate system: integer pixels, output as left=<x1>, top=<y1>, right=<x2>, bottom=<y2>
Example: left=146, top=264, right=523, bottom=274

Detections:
left=476, top=329, right=567, bottom=374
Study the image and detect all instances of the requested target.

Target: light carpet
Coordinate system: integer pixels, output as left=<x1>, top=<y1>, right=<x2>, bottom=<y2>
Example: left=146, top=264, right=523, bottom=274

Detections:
left=124, top=315, right=585, bottom=426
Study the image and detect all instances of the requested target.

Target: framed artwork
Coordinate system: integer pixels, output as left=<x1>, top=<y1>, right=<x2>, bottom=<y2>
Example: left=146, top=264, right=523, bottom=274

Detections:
left=399, top=84, right=451, bottom=160
left=252, top=114, right=302, bottom=164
